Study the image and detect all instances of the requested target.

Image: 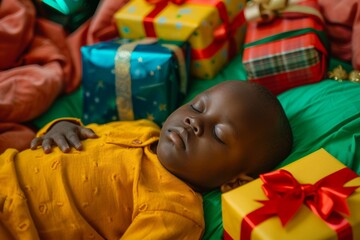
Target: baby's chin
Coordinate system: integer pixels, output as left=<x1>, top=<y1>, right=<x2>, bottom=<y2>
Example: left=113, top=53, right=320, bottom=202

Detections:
left=166, top=166, right=218, bottom=193
left=169, top=171, right=212, bottom=193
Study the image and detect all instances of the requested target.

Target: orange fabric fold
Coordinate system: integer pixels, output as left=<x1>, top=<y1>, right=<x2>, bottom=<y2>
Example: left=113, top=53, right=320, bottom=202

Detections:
left=318, top=0, right=360, bottom=69
left=0, top=0, right=128, bottom=151
left=0, top=0, right=73, bottom=123
left=0, top=122, right=35, bottom=153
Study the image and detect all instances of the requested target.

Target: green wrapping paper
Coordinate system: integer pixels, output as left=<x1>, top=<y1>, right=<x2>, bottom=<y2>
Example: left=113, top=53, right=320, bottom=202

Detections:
left=81, top=38, right=190, bottom=126
left=34, top=0, right=100, bottom=32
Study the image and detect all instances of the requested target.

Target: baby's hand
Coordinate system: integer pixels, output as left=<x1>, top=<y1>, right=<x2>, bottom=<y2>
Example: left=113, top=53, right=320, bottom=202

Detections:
left=30, top=121, right=98, bottom=154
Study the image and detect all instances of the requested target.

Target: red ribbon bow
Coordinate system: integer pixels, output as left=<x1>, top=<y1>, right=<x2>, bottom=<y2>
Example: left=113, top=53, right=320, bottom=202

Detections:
left=142, top=0, right=246, bottom=61
left=145, top=0, right=186, bottom=5
left=143, top=0, right=187, bottom=38
left=241, top=168, right=360, bottom=240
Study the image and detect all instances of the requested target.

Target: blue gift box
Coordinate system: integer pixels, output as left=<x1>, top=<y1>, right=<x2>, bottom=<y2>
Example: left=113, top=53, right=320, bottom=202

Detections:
left=81, top=38, right=190, bottom=126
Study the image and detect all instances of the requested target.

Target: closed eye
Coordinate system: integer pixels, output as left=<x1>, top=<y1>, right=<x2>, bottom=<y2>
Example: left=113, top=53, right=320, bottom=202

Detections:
left=213, top=128, right=225, bottom=144
left=190, top=104, right=201, bottom=113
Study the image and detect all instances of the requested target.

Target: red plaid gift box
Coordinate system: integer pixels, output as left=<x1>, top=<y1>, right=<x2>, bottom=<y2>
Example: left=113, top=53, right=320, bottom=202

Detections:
left=242, top=0, right=329, bottom=95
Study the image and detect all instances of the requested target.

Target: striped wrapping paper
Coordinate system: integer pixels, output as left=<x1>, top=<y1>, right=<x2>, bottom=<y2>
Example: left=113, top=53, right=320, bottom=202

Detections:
left=242, top=1, right=329, bottom=95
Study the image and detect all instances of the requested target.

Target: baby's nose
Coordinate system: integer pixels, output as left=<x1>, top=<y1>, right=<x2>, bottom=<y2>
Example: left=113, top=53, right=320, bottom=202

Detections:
left=184, top=116, right=202, bottom=135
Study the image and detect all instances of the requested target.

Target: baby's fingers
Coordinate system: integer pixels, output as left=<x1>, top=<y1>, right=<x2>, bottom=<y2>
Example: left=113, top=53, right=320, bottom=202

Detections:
left=42, top=138, right=54, bottom=154
left=30, top=137, right=43, bottom=150
left=79, top=128, right=98, bottom=140
left=31, top=137, right=53, bottom=154
left=65, top=132, right=83, bottom=151
left=53, top=135, right=71, bottom=153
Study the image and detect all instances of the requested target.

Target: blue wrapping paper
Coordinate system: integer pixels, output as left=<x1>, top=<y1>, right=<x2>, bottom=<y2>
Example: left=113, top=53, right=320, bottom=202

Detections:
left=81, top=39, right=189, bottom=126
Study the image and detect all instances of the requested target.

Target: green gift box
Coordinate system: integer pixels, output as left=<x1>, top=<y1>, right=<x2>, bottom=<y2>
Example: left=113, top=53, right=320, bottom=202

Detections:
left=81, top=38, right=190, bottom=126
left=34, top=0, right=100, bottom=32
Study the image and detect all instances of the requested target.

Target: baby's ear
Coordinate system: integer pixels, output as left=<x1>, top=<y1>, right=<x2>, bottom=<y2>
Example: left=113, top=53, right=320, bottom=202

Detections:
left=220, top=173, right=254, bottom=193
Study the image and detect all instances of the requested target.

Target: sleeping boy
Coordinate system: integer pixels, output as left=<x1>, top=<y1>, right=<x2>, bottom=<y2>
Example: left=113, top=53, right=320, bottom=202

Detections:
left=0, top=80, right=293, bottom=239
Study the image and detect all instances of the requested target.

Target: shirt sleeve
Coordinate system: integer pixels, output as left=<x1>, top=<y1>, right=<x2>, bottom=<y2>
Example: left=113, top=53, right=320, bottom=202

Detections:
left=121, top=210, right=204, bottom=240
left=36, top=118, right=83, bottom=137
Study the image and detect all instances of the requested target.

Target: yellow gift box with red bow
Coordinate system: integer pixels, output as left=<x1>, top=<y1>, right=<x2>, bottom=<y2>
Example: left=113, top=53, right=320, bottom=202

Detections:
left=222, top=148, right=360, bottom=240
left=114, top=0, right=246, bottom=79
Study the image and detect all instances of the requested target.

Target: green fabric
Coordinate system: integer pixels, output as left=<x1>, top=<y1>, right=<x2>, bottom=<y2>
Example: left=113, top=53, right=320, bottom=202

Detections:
left=32, top=87, right=83, bottom=129
left=31, top=56, right=359, bottom=240
left=201, top=191, right=224, bottom=240
left=277, top=79, right=360, bottom=170
left=37, top=0, right=100, bottom=32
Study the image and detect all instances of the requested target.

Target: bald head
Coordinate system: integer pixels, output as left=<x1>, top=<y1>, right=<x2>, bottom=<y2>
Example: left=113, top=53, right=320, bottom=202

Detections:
left=157, top=80, right=293, bottom=191
left=230, top=81, right=293, bottom=177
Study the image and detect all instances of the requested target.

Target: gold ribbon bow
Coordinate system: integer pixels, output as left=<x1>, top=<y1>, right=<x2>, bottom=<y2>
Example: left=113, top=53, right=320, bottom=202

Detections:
left=328, top=65, right=360, bottom=83
left=244, top=0, right=323, bottom=22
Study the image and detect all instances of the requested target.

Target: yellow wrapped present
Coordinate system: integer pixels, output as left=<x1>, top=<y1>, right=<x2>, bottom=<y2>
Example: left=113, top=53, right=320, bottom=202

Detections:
left=114, top=0, right=246, bottom=79
left=222, top=148, right=360, bottom=240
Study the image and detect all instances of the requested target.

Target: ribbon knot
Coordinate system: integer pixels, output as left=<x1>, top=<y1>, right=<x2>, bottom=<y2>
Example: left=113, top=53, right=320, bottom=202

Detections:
left=213, top=9, right=246, bottom=42
left=244, top=0, right=291, bottom=22
left=244, top=0, right=325, bottom=24
left=145, top=0, right=186, bottom=5
left=301, top=184, right=316, bottom=196
left=258, top=168, right=359, bottom=226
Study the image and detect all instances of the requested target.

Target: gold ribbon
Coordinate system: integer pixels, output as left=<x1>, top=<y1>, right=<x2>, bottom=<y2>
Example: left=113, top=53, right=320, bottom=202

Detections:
left=349, top=70, right=360, bottom=83
left=114, top=43, right=136, bottom=121
left=115, top=38, right=157, bottom=121
left=328, top=65, right=360, bottom=83
left=244, top=0, right=323, bottom=22
left=114, top=38, right=188, bottom=121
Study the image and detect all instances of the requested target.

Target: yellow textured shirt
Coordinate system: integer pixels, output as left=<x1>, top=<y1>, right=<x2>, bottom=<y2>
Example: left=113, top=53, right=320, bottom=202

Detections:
left=0, top=119, right=204, bottom=239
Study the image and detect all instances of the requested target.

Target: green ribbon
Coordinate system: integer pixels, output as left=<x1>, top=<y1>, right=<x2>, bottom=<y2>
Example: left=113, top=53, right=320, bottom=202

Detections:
left=244, top=27, right=330, bottom=53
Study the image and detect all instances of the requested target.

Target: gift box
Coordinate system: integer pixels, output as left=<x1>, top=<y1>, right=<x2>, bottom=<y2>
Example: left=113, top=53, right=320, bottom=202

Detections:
left=222, top=148, right=360, bottom=240
left=114, top=0, right=246, bottom=79
left=81, top=38, right=190, bottom=126
left=34, top=0, right=100, bottom=32
left=242, top=0, right=329, bottom=95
